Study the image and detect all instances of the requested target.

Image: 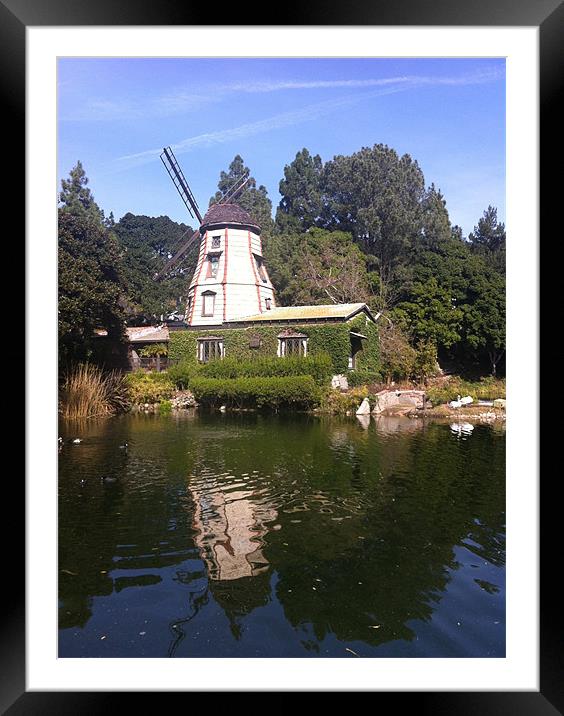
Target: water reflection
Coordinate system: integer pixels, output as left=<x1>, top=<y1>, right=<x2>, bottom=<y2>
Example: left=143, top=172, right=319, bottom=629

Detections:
left=58, top=413, right=505, bottom=657
left=191, top=474, right=277, bottom=581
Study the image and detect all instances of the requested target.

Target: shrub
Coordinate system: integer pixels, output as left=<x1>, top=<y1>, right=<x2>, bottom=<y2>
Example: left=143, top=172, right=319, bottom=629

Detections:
left=200, top=353, right=334, bottom=385
left=125, top=370, right=175, bottom=403
left=167, top=360, right=202, bottom=389
left=159, top=399, right=172, bottom=415
left=426, top=377, right=506, bottom=406
left=347, top=370, right=382, bottom=387
left=190, top=375, right=321, bottom=410
left=60, top=363, right=129, bottom=419
left=139, top=343, right=168, bottom=357
left=319, top=386, right=370, bottom=415
left=378, top=324, right=417, bottom=382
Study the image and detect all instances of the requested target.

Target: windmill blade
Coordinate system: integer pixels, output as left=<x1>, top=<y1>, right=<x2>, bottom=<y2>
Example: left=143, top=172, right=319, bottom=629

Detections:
left=154, top=228, right=200, bottom=280
left=217, top=171, right=251, bottom=205
left=160, top=147, right=203, bottom=224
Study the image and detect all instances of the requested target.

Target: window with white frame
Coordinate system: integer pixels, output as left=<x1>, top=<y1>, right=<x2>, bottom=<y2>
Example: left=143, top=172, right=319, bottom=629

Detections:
left=197, top=338, right=224, bottom=363
left=278, top=333, right=307, bottom=357
left=211, top=235, right=221, bottom=249
left=206, top=253, right=220, bottom=279
left=201, top=291, right=216, bottom=317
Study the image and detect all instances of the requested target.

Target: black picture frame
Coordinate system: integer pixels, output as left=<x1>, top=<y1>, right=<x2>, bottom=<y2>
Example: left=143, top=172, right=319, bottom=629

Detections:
left=5, top=0, right=558, bottom=709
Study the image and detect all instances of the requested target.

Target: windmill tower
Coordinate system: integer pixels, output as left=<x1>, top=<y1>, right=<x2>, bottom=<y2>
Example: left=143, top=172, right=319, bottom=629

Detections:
left=158, top=147, right=275, bottom=326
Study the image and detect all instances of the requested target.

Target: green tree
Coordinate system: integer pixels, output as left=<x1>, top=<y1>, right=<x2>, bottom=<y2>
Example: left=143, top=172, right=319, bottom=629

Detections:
left=210, top=155, right=274, bottom=234
left=113, top=213, right=196, bottom=321
left=393, top=278, right=463, bottom=351
left=320, top=144, right=426, bottom=300
left=460, top=270, right=506, bottom=375
left=468, top=205, right=506, bottom=272
left=276, top=148, right=323, bottom=232
left=58, top=163, right=126, bottom=365
left=59, top=160, right=104, bottom=221
left=265, top=228, right=370, bottom=306
left=421, top=184, right=452, bottom=249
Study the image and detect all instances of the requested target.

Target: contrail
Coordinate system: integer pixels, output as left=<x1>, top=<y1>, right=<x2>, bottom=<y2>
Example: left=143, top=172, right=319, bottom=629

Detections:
left=112, top=68, right=503, bottom=169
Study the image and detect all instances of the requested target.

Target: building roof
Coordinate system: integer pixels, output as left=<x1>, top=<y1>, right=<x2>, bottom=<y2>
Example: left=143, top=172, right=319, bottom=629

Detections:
left=126, top=325, right=170, bottom=343
left=200, top=203, right=260, bottom=231
left=229, top=303, right=377, bottom=324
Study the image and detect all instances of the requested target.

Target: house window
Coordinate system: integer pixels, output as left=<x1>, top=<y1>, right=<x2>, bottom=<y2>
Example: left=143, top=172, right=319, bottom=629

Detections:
left=278, top=334, right=307, bottom=357
left=211, top=235, right=221, bottom=249
left=265, top=297, right=272, bottom=311
left=206, top=254, right=220, bottom=278
left=198, top=338, right=224, bottom=363
left=201, top=291, right=216, bottom=317
left=254, top=255, right=268, bottom=282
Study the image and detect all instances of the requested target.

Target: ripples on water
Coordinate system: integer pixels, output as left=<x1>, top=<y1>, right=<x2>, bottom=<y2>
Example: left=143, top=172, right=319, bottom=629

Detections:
left=58, top=412, right=505, bottom=658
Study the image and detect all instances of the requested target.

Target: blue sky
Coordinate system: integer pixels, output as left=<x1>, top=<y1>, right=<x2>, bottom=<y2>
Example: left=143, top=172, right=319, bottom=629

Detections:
left=58, top=58, right=505, bottom=236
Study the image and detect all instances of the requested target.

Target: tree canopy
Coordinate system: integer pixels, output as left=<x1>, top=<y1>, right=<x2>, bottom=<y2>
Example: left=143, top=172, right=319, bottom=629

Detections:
left=113, top=213, right=196, bottom=321
left=58, top=147, right=505, bottom=377
left=58, top=163, right=126, bottom=365
left=210, top=155, right=274, bottom=234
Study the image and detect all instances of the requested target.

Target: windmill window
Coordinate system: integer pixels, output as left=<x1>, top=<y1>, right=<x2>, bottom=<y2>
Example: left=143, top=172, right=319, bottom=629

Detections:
left=211, top=235, right=221, bottom=249
left=206, top=253, right=221, bottom=279
left=254, top=255, right=268, bottom=283
left=278, top=334, right=308, bottom=357
left=197, top=338, right=224, bottom=363
left=201, top=291, right=216, bottom=317
left=265, top=298, right=272, bottom=311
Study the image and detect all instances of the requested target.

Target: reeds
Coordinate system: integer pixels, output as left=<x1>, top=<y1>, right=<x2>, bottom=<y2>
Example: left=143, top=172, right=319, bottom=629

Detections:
left=60, top=363, right=129, bottom=419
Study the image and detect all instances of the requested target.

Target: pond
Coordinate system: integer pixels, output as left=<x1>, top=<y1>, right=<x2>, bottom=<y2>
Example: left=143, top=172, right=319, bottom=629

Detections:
left=58, top=412, right=505, bottom=658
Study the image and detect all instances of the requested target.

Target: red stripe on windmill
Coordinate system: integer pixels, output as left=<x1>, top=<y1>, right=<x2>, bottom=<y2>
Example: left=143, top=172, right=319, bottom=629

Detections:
left=157, top=147, right=275, bottom=326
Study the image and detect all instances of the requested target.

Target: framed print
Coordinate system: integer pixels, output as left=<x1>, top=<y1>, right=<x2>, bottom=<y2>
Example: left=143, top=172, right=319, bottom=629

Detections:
left=3, top=0, right=559, bottom=709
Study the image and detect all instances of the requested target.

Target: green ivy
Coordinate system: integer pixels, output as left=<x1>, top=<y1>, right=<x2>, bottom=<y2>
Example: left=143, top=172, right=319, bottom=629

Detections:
left=168, top=318, right=380, bottom=375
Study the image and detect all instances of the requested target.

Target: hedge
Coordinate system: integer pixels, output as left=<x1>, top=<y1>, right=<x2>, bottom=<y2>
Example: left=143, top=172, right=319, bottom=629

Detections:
left=190, top=375, right=321, bottom=410
left=200, top=353, right=333, bottom=384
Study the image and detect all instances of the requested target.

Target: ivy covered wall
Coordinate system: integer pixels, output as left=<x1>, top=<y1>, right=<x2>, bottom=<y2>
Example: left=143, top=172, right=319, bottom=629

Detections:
left=169, top=315, right=379, bottom=374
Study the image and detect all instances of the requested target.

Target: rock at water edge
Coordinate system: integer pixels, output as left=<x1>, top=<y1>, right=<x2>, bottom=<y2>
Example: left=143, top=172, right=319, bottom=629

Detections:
left=356, top=398, right=371, bottom=415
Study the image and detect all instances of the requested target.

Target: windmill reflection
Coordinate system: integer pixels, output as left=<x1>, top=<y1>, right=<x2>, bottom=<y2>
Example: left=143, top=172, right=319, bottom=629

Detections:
left=191, top=477, right=278, bottom=581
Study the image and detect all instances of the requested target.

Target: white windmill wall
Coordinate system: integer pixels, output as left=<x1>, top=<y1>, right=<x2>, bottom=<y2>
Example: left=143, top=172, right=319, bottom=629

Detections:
left=186, top=225, right=275, bottom=326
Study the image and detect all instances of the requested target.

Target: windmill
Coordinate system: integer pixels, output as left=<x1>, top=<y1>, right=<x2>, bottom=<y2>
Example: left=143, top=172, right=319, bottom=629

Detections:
left=155, top=146, right=251, bottom=280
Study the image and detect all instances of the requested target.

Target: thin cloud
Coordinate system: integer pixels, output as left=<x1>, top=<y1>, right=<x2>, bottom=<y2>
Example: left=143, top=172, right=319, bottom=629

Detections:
left=111, top=67, right=503, bottom=169
left=61, top=68, right=503, bottom=122
left=60, top=92, right=217, bottom=122
left=225, top=69, right=503, bottom=93
left=114, top=86, right=407, bottom=168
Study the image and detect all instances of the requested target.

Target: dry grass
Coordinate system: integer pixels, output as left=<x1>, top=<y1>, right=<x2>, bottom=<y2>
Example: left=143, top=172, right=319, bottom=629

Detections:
left=60, top=363, right=129, bottom=419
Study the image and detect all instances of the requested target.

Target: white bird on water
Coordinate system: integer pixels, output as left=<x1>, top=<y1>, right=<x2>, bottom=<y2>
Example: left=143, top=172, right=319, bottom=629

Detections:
left=72, top=438, right=82, bottom=444
left=449, top=395, right=463, bottom=409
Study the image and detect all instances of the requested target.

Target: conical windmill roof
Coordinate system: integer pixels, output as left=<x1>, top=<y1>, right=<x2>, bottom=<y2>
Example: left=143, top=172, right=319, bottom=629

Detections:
left=200, top=203, right=260, bottom=232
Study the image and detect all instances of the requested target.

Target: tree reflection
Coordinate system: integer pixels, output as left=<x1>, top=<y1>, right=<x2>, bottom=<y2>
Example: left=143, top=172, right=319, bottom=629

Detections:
left=58, top=412, right=505, bottom=656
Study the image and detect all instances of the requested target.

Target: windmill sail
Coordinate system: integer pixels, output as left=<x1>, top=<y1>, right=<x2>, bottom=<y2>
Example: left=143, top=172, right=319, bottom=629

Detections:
left=160, top=147, right=203, bottom=224
left=156, top=147, right=252, bottom=280
left=154, top=228, right=200, bottom=280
